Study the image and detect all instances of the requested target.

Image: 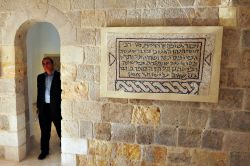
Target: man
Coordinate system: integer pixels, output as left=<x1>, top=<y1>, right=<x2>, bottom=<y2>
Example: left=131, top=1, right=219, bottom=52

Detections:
left=37, top=57, right=61, bottom=160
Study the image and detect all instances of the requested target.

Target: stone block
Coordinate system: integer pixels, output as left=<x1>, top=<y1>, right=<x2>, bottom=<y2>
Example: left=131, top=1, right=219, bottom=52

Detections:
left=129, top=99, right=153, bottom=105
left=17, top=129, right=26, bottom=147
left=76, top=65, right=95, bottom=82
left=61, top=64, right=77, bottom=81
left=245, top=89, right=250, bottom=110
left=223, top=28, right=241, bottom=48
left=219, top=68, right=229, bottom=88
left=137, top=0, right=156, bottom=8
left=81, top=10, right=106, bottom=28
left=241, top=49, right=250, bottom=69
left=131, top=106, right=160, bottom=126
left=25, top=2, right=48, bottom=21
left=167, top=148, right=192, bottom=165
left=62, top=81, right=88, bottom=100
left=61, top=153, right=77, bottom=166
left=155, top=126, right=177, bottom=146
left=110, top=158, right=140, bottom=166
left=221, top=47, right=240, bottom=69
left=106, top=9, right=126, bottom=26
left=61, top=100, right=73, bottom=120
left=0, top=115, right=9, bottom=130
left=95, top=29, right=102, bottom=46
left=142, top=145, right=167, bottom=164
left=225, top=69, right=240, bottom=88
left=239, top=69, right=250, bottom=88
left=111, top=124, right=135, bottom=143
left=73, top=101, right=102, bottom=122
left=126, top=9, right=141, bottom=26
left=115, top=0, right=136, bottom=8
left=231, top=111, right=250, bottom=132
left=95, top=0, right=114, bottom=8
left=136, top=126, right=154, bottom=144
left=178, top=128, right=202, bottom=147
left=0, top=13, right=10, bottom=27
left=61, top=137, right=87, bottom=154
left=62, top=120, right=79, bottom=138
left=45, top=5, right=69, bottom=30
left=201, top=130, right=224, bottom=150
left=192, top=7, right=219, bottom=26
left=188, top=109, right=208, bottom=129
left=94, top=66, right=100, bottom=83
left=236, top=0, right=250, bottom=5
left=71, top=0, right=95, bottom=9
left=102, top=98, right=128, bottom=104
left=230, top=152, right=250, bottom=166
left=0, top=0, right=26, bottom=11
left=226, top=69, right=250, bottom=88
left=88, top=140, right=112, bottom=157
left=84, top=46, right=100, bottom=65
left=48, top=0, right=70, bottom=12
left=0, top=63, right=16, bottom=79
left=192, top=149, right=228, bottom=166
left=161, top=106, right=189, bottom=127
left=0, top=46, right=15, bottom=63
left=8, top=114, right=26, bottom=131
left=218, top=88, right=243, bottom=109
left=219, top=7, right=237, bottom=27
left=65, top=11, right=81, bottom=28
left=79, top=121, right=93, bottom=139
left=94, top=123, right=111, bottom=141
left=242, top=29, right=250, bottom=48
left=223, top=132, right=250, bottom=152
left=208, top=111, right=231, bottom=129
left=77, top=28, right=97, bottom=46
left=195, top=0, right=221, bottom=6
left=4, top=144, right=26, bottom=161
left=156, top=0, right=183, bottom=7
left=164, top=8, right=192, bottom=26
left=0, top=79, right=15, bottom=94
left=61, top=46, right=84, bottom=64
left=141, top=9, right=165, bottom=26
left=58, top=22, right=77, bottom=45
left=89, top=82, right=100, bottom=101
left=118, top=143, right=141, bottom=160
left=102, top=103, right=132, bottom=124
left=76, top=155, right=88, bottom=166
left=239, top=7, right=250, bottom=27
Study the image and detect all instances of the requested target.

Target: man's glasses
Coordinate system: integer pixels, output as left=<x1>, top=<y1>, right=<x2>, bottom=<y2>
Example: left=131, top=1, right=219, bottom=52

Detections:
left=42, top=62, right=51, bottom=66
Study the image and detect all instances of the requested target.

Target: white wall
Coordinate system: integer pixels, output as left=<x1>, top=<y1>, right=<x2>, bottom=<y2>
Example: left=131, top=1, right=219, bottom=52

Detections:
left=26, top=22, right=60, bottom=136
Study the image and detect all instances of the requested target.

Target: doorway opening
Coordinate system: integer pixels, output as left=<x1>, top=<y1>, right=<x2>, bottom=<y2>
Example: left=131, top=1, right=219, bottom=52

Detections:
left=15, top=22, right=61, bottom=163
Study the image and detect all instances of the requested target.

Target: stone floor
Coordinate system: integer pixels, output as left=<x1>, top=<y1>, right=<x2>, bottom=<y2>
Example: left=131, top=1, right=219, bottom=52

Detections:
left=0, top=120, right=61, bottom=166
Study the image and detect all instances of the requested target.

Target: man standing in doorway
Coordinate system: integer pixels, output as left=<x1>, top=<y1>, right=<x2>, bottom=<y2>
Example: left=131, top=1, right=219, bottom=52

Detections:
left=37, top=57, right=61, bottom=160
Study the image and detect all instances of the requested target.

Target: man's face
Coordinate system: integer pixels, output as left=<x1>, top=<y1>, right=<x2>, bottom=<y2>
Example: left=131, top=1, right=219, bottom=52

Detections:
left=42, top=59, right=54, bottom=73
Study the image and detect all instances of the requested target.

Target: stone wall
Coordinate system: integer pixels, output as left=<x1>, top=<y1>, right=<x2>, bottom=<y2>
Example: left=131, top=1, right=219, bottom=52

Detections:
left=0, top=0, right=250, bottom=166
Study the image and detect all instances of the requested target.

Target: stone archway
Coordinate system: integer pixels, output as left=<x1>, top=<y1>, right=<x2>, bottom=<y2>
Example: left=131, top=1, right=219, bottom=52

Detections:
left=0, top=3, right=77, bottom=161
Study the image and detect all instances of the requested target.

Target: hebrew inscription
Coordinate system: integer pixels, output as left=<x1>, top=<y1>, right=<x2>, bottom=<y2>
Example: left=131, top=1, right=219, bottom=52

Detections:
left=101, top=27, right=223, bottom=102
left=114, top=38, right=206, bottom=94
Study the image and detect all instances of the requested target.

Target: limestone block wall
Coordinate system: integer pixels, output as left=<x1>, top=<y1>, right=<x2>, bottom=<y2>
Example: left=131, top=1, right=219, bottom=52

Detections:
left=0, top=0, right=249, bottom=166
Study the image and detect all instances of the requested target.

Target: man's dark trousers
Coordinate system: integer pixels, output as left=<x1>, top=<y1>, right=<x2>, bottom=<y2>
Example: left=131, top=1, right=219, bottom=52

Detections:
left=38, top=103, right=61, bottom=154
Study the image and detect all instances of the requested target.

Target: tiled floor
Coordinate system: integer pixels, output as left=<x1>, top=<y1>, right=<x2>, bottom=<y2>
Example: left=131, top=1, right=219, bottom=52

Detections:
left=0, top=120, right=61, bottom=166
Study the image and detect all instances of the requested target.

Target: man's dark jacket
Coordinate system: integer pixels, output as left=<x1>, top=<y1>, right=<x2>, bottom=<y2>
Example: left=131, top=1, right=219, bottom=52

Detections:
left=37, top=70, right=62, bottom=120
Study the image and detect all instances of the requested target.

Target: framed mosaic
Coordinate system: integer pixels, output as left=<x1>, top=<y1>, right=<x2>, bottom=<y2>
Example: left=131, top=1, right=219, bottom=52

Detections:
left=100, top=27, right=223, bottom=103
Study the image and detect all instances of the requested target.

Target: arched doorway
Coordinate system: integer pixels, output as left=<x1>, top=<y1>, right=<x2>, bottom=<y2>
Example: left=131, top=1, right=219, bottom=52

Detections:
left=14, top=21, right=61, bottom=163
left=0, top=5, right=77, bottom=161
